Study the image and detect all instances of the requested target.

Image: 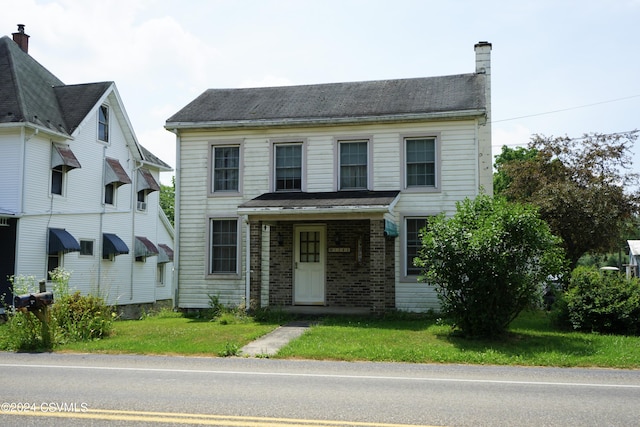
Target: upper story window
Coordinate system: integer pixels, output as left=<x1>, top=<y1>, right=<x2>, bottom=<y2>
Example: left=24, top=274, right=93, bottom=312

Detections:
left=338, top=140, right=369, bottom=190
left=104, top=158, right=131, bottom=206
left=274, top=143, right=302, bottom=191
left=104, top=183, right=115, bottom=205
left=98, top=105, right=109, bottom=142
left=211, top=145, right=241, bottom=194
left=137, top=190, right=148, bottom=211
left=51, top=166, right=65, bottom=195
left=50, top=143, right=81, bottom=196
left=404, top=137, right=437, bottom=189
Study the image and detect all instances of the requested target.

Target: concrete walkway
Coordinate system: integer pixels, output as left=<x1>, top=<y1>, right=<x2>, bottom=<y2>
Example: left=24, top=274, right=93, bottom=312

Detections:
left=240, top=321, right=311, bottom=357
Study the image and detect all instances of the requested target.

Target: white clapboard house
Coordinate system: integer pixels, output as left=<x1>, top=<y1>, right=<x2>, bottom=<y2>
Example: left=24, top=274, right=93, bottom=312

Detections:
left=165, top=42, right=492, bottom=313
left=0, top=26, right=174, bottom=315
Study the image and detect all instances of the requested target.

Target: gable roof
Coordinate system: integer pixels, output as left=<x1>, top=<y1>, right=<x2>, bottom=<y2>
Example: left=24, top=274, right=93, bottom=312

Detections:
left=0, top=34, right=172, bottom=171
left=0, top=35, right=111, bottom=136
left=166, top=73, right=487, bottom=129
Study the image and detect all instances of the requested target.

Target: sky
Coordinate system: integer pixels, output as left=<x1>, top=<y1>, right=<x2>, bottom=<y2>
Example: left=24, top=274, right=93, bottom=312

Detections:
left=3, top=0, right=639, bottom=185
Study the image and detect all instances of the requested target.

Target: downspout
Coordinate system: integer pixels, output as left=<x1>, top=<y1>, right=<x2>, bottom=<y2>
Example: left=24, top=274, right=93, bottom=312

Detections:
left=245, top=215, right=251, bottom=312
left=171, top=129, right=181, bottom=309
left=97, top=144, right=107, bottom=293
left=130, top=160, right=143, bottom=301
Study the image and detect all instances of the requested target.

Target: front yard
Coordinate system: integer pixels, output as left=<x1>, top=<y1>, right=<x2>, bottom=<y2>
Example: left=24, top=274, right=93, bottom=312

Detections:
left=3, top=309, right=639, bottom=368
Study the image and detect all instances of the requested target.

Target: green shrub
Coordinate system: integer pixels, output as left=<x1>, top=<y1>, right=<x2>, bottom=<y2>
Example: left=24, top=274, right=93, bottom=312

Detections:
left=52, top=292, right=114, bottom=342
left=1, top=309, right=49, bottom=351
left=552, top=266, right=640, bottom=335
left=2, top=274, right=53, bottom=351
left=415, top=195, right=566, bottom=338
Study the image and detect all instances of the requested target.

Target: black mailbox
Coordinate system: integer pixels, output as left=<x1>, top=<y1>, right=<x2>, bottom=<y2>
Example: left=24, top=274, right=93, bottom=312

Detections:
left=14, top=292, right=54, bottom=310
left=32, top=292, right=54, bottom=308
left=14, top=294, right=35, bottom=309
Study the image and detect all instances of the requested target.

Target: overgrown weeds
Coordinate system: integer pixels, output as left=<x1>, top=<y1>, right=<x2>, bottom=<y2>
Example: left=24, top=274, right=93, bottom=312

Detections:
left=0, top=268, right=114, bottom=351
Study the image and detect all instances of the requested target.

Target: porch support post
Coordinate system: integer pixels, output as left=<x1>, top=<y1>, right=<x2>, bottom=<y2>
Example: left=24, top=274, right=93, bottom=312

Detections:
left=369, top=219, right=386, bottom=313
left=249, top=221, right=262, bottom=310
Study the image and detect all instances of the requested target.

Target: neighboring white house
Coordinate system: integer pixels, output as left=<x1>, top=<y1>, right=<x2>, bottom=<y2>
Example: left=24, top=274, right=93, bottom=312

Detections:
left=165, top=42, right=492, bottom=313
left=626, top=240, right=640, bottom=278
left=0, top=26, right=174, bottom=315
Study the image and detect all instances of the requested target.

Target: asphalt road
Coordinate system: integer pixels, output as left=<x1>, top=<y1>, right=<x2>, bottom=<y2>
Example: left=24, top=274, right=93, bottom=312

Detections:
left=1, top=352, right=639, bottom=426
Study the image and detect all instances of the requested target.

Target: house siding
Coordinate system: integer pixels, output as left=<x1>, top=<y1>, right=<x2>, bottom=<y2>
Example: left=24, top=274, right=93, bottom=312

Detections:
left=0, top=130, right=22, bottom=213
left=176, top=119, right=481, bottom=312
left=5, top=94, right=172, bottom=309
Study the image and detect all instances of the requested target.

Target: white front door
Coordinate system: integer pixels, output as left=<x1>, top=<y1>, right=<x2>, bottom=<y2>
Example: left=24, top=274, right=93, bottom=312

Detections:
left=294, top=225, right=326, bottom=305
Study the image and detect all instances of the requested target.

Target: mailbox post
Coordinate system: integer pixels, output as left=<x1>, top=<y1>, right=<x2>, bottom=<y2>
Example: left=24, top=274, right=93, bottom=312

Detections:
left=13, top=281, right=54, bottom=347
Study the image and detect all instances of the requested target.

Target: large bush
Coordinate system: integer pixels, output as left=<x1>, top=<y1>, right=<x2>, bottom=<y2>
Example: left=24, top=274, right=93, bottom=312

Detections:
left=552, top=266, right=640, bottom=335
left=416, top=195, right=565, bottom=338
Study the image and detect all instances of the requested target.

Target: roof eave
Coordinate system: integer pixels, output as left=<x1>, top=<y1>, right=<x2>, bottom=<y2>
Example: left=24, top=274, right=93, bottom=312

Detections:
left=237, top=205, right=393, bottom=216
left=165, top=109, right=486, bottom=131
left=0, top=122, right=71, bottom=140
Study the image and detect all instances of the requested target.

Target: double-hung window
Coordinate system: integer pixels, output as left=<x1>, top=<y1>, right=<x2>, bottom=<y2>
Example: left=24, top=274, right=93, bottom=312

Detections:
left=98, top=105, right=109, bottom=142
left=51, top=166, right=65, bottom=195
left=405, top=137, right=437, bottom=189
left=212, top=145, right=240, bottom=193
left=404, top=217, right=428, bottom=278
left=274, top=143, right=302, bottom=191
left=209, top=218, right=238, bottom=274
left=339, top=140, right=368, bottom=190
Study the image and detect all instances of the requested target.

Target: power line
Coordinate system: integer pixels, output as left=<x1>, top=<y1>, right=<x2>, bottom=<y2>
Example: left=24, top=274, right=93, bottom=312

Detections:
left=491, top=94, right=640, bottom=124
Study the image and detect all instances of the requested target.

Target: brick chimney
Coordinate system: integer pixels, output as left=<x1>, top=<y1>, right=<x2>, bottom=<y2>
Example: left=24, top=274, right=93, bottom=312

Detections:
left=12, top=24, right=29, bottom=53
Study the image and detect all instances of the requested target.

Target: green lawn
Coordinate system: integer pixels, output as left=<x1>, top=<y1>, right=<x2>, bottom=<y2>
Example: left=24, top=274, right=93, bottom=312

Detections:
left=275, top=311, right=640, bottom=368
left=2, top=310, right=639, bottom=368
left=55, top=312, right=280, bottom=357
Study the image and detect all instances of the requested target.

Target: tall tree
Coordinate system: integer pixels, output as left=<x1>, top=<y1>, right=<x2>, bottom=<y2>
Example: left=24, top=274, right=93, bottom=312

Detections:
left=160, top=176, right=175, bottom=226
left=494, top=131, right=640, bottom=268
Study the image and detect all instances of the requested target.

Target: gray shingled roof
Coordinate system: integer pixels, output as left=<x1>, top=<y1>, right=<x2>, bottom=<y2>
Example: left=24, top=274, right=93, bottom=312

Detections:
left=0, top=35, right=111, bottom=135
left=166, top=74, right=486, bottom=127
left=0, top=35, right=171, bottom=170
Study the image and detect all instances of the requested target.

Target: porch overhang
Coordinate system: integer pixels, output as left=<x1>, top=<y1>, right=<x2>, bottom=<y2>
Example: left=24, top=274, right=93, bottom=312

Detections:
left=238, top=190, right=400, bottom=220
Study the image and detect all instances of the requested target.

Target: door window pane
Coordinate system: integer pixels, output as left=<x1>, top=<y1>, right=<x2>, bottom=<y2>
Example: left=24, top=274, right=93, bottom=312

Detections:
left=299, top=231, right=320, bottom=263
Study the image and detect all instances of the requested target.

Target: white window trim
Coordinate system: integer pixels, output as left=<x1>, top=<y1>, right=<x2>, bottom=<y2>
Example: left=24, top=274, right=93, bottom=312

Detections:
left=50, top=166, right=67, bottom=197
left=104, top=182, right=116, bottom=206
left=401, top=132, right=441, bottom=193
left=400, top=213, right=435, bottom=282
left=269, top=139, right=307, bottom=192
left=206, top=216, right=241, bottom=278
left=157, top=264, right=165, bottom=286
left=208, top=140, right=244, bottom=197
left=98, top=104, right=109, bottom=143
left=334, top=136, right=373, bottom=191
left=79, top=239, right=95, bottom=257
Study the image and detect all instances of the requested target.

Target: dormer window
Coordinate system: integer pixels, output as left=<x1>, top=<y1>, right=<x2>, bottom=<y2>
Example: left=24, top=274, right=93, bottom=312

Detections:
left=98, top=105, right=109, bottom=142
